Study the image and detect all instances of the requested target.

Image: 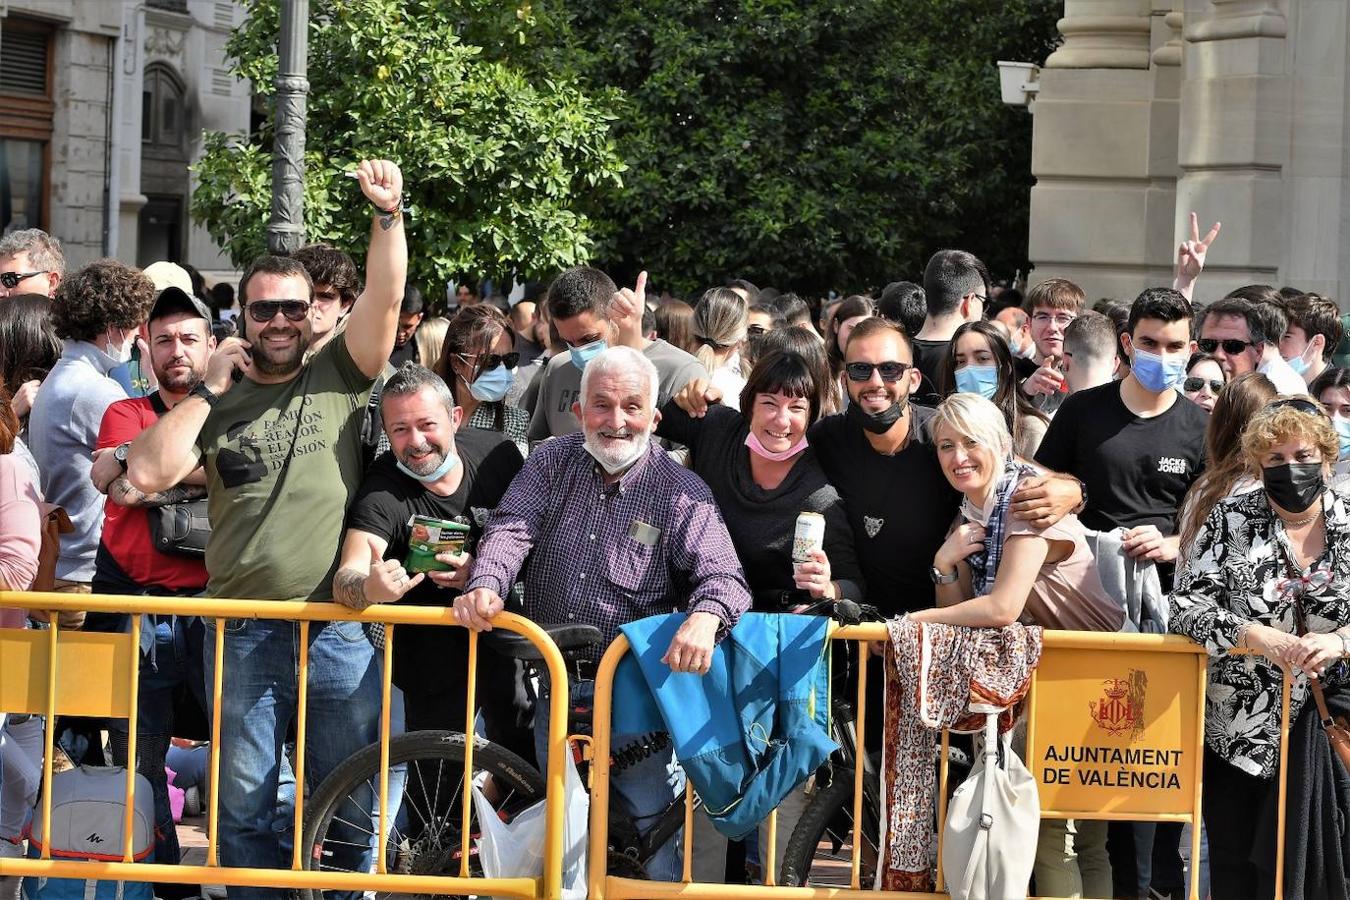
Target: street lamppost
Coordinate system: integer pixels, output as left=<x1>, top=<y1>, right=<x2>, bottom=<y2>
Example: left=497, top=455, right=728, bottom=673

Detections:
left=267, top=0, right=309, bottom=255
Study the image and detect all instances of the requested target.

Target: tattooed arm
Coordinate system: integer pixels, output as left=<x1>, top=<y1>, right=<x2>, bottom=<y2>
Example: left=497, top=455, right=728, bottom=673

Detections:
left=108, top=476, right=207, bottom=509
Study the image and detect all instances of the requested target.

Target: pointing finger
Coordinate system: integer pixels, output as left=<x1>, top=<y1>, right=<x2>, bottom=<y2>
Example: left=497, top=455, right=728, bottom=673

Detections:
left=635, top=270, right=648, bottom=297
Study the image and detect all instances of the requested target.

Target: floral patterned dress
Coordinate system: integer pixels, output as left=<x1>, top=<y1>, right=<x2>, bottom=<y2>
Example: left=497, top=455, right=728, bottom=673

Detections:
left=1169, top=486, right=1350, bottom=778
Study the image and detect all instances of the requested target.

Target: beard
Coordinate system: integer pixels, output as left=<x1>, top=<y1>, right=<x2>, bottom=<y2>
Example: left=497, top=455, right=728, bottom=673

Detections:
left=249, top=323, right=309, bottom=377
left=155, top=361, right=202, bottom=394
left=582, top=426, right=650, bottom=474
left=398, top=441, right=448, bottom=477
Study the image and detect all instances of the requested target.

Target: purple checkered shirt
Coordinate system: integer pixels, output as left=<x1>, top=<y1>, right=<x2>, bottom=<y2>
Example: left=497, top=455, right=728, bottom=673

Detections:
left=467, top=432, right=751, bottom=652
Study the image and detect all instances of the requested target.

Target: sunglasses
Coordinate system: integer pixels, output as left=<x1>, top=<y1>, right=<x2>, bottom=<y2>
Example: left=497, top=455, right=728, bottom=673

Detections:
left=245, top=299, right=311, bottom=323
left=1197, top=338, right=1256, bottom=355
left=1183, top=377, right=1223, bottom=394
left=845, top=361, right=912, bottom=383
left=1267, top=397, right=1328, bottom=418
left=747, top=324, right=768, bottom=337
left=457, top=351, right=519, bottom=370
left=0, top=271, right=47, bottom=290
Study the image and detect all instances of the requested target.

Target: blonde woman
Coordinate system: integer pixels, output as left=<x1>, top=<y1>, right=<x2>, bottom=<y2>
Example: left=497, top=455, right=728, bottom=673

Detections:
left=692, top=288, right=748, bottom=410
left=910, top=392, right=1120, bottom=899
left=414, top=315, right=449, bottom=372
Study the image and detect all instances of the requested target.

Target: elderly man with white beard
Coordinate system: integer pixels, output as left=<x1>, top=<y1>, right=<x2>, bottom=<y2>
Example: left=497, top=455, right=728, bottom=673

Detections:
left=457, top=344, right=751, bottom=881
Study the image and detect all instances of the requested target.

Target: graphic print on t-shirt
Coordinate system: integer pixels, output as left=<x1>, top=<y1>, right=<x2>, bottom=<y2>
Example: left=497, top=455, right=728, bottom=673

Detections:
left=214, top=395, right=329, bottom=490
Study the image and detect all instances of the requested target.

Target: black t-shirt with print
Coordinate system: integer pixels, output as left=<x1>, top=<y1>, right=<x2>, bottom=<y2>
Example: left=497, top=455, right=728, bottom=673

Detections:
left=808, top=405, right=961, bottom=616
left=1034, top=380, right=1207, bottom=534
left=345, top=427, right=523, bottom=692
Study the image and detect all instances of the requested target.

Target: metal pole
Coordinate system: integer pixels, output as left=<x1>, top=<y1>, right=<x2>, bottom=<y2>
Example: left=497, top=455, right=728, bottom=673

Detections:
left=267, top=0, right=308, bottom=255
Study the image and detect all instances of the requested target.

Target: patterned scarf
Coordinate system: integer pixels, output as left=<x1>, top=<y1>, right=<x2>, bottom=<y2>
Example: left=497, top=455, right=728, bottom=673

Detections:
left=964, top=458, right=1039, bottom=595
left=878, top=616, right=1043, bottom=892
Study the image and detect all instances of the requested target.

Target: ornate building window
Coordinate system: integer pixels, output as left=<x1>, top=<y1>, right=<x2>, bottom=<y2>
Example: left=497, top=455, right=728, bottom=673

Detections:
left=0, top=17, right=53, bottom=233
left=142, top=63, right=188, bottom=158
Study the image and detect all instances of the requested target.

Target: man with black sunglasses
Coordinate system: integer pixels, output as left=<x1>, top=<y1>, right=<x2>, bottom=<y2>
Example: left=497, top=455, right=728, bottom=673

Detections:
left=0, top=228, right=64, bottom=299
left=1198, top=292, right=1308, bottom=395
left=127, top=159, right=407, bottom=899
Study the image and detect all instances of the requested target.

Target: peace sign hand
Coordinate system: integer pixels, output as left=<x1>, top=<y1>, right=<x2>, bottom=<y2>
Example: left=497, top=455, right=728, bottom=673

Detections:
left=1175, top=211, right=1221, bottom=285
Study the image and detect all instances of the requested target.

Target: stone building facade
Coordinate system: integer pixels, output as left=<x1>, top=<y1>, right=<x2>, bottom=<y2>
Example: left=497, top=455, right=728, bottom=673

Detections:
left=1027, top=0, right=1348, bottom=305
left=0, top=0, right=247, bottom=276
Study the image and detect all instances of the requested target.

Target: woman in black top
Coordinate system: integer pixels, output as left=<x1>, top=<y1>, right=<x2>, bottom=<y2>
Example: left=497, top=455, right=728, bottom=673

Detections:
left=660, top=348, right=863, bottom=609
left=658, top=347, right=862, bottom=881
left=1170, top=398, right=1350, bottom=898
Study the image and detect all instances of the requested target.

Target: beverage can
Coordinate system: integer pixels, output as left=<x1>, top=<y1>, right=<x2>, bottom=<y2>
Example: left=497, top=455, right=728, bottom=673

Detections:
left=404, top=515, right=470, bottom=574
left=792, top=512, right=826, bottom=565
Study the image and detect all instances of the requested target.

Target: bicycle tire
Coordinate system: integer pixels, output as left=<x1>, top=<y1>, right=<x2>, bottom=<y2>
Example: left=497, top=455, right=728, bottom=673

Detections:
left=300, top=729, right=544, bottom=900
left=779, top=768, right=881, bottom=888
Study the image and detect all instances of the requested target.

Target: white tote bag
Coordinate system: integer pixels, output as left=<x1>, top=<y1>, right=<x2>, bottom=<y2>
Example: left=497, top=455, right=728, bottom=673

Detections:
left=941, top=713, right=1039, bottom=900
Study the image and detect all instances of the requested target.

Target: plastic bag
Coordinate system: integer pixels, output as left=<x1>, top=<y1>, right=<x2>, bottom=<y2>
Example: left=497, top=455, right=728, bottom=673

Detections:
left=473, top=748, right=588, bottom=899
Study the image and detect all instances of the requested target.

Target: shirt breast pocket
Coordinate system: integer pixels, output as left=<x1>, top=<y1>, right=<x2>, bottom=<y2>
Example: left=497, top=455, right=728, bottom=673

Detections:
left=606, top=537, right=662, bottom=594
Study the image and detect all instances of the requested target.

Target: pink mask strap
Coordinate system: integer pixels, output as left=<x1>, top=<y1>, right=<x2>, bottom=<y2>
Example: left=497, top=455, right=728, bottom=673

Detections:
left=744, top=431, right=808, bottom=462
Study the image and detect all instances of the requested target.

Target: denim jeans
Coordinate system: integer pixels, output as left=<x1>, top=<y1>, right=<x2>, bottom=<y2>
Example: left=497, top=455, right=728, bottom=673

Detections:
left=534, top=680, right=685, bottom=882
left=108, top=616, right=207, bottom=876
left=205, top=617, right=383, bottom=900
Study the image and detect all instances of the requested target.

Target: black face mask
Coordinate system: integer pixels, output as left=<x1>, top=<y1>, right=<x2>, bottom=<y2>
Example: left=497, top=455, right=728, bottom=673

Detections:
left=847, top=395, right=907, bottom=435
left=1262, top=462, right=1325, bottom=514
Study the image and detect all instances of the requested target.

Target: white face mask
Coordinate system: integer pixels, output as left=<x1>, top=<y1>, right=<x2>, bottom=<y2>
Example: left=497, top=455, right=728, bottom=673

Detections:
left=104, top=327, right=135, bottom=364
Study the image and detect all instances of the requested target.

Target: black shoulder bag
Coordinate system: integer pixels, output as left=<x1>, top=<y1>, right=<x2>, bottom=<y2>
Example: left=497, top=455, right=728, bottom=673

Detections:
left=144, top=391, right=212, bottom=558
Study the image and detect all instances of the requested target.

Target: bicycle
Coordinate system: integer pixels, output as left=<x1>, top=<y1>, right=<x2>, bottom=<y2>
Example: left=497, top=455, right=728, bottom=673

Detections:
left=779, top=599, right=972, bottom=888
left=299, top=621, right=699, bottom=898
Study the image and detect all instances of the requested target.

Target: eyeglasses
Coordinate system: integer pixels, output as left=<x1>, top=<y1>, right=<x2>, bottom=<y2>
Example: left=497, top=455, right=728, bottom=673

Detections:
left=845, top=361, right=912, bottom=382
left=1182, top=377, right=1224, bottom=394
left=1267, top=397, right=1328, bottom=418
left=1032, top=312, right=1077, bottom=328
left=1197, top=338, right=1256, bottom=355
left=245, top=299, right=312, bottom=323
left=0, top=271, right=48, bottom=290
left=457, top=351, right=519, bottom=370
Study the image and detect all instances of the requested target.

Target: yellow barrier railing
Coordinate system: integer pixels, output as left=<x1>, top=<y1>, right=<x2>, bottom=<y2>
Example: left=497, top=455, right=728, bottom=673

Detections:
left=0, top=590, right=572, bottom=899
left=586, top=625, right=1215, bottom=900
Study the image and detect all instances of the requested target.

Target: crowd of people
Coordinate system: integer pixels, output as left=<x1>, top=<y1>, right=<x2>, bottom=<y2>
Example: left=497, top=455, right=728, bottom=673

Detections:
left=2, top=175, right=1350, bottom=900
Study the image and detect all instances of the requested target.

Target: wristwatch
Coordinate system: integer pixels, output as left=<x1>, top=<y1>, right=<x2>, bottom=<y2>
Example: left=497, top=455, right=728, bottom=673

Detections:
left=113, top=442, right=131, bottom=473
left=189, top=381, right=219, bottom=407
left=930, top=565, right=960, bottom=585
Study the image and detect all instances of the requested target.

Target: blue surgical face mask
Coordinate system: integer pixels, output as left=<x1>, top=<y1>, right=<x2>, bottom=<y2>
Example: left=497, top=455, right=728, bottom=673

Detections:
left=568, top=338, right=607, bottom=372
left=1287, top=352, right=1311, bottom=376
left=396, top=449, right=459, bottom=483
left=1334, top=416, right=1350, bottom=461
left=954, top=364, right=1000, bottom=400
left=467, top=363, right=513, bottom=402
left=1131, top=347, right=1187, bottom=393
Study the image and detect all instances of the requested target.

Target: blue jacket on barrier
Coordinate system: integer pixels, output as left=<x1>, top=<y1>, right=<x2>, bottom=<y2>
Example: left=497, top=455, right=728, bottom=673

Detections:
left=612, top=611, right=838, bottom=840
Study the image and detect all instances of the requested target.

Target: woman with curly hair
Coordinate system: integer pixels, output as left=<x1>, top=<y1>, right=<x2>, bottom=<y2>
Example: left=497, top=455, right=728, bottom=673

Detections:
left=1171, top=398, right=1350, bottom=897
left=27, top=259, right=155, bottom=592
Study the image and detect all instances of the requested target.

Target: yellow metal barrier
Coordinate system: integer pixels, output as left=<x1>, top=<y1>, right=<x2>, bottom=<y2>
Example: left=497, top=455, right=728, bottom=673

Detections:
left=586, top=625, right=1215, bottom=900
left=0, top=590, right=572, bottom=899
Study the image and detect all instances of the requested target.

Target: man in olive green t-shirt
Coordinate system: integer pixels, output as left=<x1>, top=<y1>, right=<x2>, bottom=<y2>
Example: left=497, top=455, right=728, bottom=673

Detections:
left=128, top=159, right=406, bottom=899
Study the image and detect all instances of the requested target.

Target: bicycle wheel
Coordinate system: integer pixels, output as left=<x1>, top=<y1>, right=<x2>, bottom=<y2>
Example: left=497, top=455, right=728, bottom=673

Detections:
left=301, top=729, right=544, bottom=900
left=779, top=767, right=881, bottom=888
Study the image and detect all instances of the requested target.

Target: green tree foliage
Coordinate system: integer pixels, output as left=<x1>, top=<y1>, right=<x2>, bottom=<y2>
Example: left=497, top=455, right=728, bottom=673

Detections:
left=191, top=0, right=626, bottom=292
left=559, top=0, right=1061, bottom=295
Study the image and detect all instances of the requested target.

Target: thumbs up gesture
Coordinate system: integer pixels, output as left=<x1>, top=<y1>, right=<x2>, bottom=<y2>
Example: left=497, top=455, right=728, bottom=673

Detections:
left=609, top=271, right=649, bottom=349
left=362, top=536, right=424, bottom=606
